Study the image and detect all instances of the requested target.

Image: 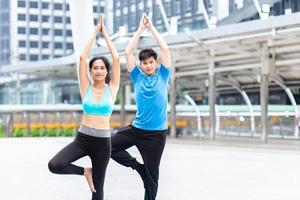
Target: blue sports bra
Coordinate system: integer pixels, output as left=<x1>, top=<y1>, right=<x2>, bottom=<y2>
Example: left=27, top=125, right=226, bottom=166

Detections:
left=82, top=84, right=114, bottom=116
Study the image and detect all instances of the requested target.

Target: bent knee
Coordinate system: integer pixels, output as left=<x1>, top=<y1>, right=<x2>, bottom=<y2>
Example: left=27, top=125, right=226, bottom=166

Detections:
left=48, top=159, right=64, bottom=173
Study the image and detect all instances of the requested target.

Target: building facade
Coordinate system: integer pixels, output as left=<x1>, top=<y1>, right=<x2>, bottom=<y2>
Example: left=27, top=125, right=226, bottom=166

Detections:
left=1, top=0, right=300, bottom=104
left=0, top=0, right=107, bottom=67
left=112, top=0, right=213, bottom=34
left=0, top=0, right=10, bottom=66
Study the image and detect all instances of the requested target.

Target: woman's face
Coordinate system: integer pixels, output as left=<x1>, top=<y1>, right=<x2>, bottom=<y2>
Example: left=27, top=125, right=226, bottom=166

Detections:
left=91, top=59, right=107, bottom=82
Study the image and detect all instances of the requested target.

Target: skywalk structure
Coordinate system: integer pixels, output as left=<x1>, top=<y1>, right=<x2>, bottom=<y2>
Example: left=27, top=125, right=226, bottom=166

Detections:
left=1, top=1, right=300, bottom=143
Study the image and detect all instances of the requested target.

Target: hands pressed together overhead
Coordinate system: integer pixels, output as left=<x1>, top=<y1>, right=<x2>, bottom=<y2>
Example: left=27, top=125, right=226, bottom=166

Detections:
left=95, top=14, right=107, bottom=34
left=139, top=14, right=153, bottom=32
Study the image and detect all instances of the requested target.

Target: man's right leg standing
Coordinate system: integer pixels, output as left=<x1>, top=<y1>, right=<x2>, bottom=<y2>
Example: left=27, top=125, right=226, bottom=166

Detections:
left=137, top=131, right=167, bottom=200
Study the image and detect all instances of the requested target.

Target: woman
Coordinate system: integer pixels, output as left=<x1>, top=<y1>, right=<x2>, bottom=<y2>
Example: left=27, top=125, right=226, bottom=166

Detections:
left=48, top=15, right=120, bottom=200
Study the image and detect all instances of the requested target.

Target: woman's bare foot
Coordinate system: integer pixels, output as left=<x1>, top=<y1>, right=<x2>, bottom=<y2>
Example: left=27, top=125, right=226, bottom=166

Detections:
left=84, top=168, right=96, bottom=193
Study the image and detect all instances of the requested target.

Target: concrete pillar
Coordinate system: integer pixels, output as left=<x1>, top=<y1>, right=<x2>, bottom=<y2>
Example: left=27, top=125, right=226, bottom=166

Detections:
left=260, top=45, right=274, bottom=143
left=25, top=112, right=30, bottom=137
left=42, top=81, right=50, bottom=104
left=120, top=84, right=126, bottom=126
left=208, top=50, right=216, bottom=140
left=170, top=61, right=177, bottom=137
left=15, top=72, right=21, bottom=104
left=68, top=0, right=94, bottom=58
left=125, top=85, right=131, bottom=105
left=260, top=74, right=269, bottom=143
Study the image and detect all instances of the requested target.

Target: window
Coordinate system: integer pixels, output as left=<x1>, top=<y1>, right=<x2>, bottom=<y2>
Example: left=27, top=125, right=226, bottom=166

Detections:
left=18, top=0, right=26, bottom=8
left=114, top=17, right=120, bottom=31
left=18, top=14, right=26, bottom=21
left=42, top=16, right=49, bottom=22
left=1, top=40, right=9, bottom=49
left=66, top=30, right=72, bottom=36
left=42, top=42, right=49, bottom=48
left=42, top=55, right=49, bottom=59
left=54, top=29, right=62, bottom=36
left=130, top=13, right=136, bottom=26
left=93, top=6, right=98, bottom=12
left=18, top=40, right=26, bottom=47
left=99, top=6, right=104, bottom=13
left=65, top=4, right=70, bottom=11
left=116, top=0, right=121, bottom=8
left=175, top=0, right=181, bottom=15
left=18, top=27, right=26, bottom=34
left=66, top=43, right=73, bottom=49
left=66, top=17, right=71, bottom=23
left=116, top=9, right=120, bottom=16
left=19, top=54, right=26, bottom=61
left=42, top=28, right=49, bottom=35
left=54, top=16, right=62, bottom=23
left=193, top=20, right=204, bottom=29
left=1, top=26, right=9, bottom=36
left=1, top=0, right=9, bottom=8
left=165, top=2, right=172, bottom=17
left=54, top=42, right=62, bottom=48
left=1, top=13, right=9, bottom=21
left=54, top=3, right=62, bottom=10
left=147, top=0, right=152, bottom=8
left=30, top=54, right=38, bottom=61
left=184, top=0, right=192, bottom=13
left=30, top=41, right=38, bottom=48
left=42, top=2, right=49, bottom=9
left=29, top=1, right=38, bottom=8
left=130, top=4, right=136, bottom=12
left=123, top=15, right=128, bottom=24
left=123, top=7, right=128, bottom=14
left=138, top=2, right=143, bottom=10
left=29, top=15, right=38, bottom=21
left=30, top=28, right=38, bottom=35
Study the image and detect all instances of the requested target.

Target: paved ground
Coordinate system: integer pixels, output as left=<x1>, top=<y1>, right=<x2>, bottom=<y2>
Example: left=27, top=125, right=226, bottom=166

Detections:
left=1, top=136, right=300, bottom=200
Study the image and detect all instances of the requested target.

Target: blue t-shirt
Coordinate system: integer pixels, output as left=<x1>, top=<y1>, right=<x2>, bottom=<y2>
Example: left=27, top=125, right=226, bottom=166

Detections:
left=129, top=64, right=171, bottom=131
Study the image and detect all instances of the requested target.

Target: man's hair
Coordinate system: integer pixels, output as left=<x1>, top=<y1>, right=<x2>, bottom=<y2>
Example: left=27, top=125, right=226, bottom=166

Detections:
left=138, top=48, right=158, bottom=62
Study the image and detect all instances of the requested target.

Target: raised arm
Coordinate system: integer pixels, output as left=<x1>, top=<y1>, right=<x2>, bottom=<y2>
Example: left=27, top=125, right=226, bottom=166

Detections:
left=125, top=14, right=147, bottom=72
left=145, top=16, right=171, bottom=67
left=100, top=15, right=120, bottom=100
left=78, top=18, right=101, bottom=98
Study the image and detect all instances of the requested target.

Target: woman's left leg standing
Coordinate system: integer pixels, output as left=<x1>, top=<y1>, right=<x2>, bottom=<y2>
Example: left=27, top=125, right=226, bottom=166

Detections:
left=88, top=136, right=111, bottom=200
left=49, top=132, right=111, bottom=200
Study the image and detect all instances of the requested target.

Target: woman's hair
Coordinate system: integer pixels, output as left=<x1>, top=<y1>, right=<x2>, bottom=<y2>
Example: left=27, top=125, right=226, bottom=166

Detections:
left=138, top=48, right=158, bottom=62
left=88, top=56, right=111, bottom=84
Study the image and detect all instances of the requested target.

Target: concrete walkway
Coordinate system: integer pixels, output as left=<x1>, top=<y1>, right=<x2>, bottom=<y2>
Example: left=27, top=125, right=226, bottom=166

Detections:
left=1, top=136, right=300, bottom=200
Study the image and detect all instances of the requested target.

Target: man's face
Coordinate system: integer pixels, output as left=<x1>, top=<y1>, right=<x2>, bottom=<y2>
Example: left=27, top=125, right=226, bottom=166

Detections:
left=140, top=57, right=158, bottom=76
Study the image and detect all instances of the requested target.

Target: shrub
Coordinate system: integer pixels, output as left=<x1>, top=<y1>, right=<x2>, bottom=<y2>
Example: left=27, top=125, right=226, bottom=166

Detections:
left=0, top=125, right=3, bottom=137
left=30, top=128, right=41, bottom=137
left=13, top=128, right=26, bottom=137
left=63, top=128, right=76, bottom=137
left=47, top=128, right=58, bottom=137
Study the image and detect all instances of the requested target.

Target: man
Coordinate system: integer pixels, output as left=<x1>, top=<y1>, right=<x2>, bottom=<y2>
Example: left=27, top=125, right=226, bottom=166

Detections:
left=111, top=14, right=172, bottom=200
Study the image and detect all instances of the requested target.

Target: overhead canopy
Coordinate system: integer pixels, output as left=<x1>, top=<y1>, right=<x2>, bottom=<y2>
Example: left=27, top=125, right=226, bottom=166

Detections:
left=1, top=12, right=300, bottom=90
